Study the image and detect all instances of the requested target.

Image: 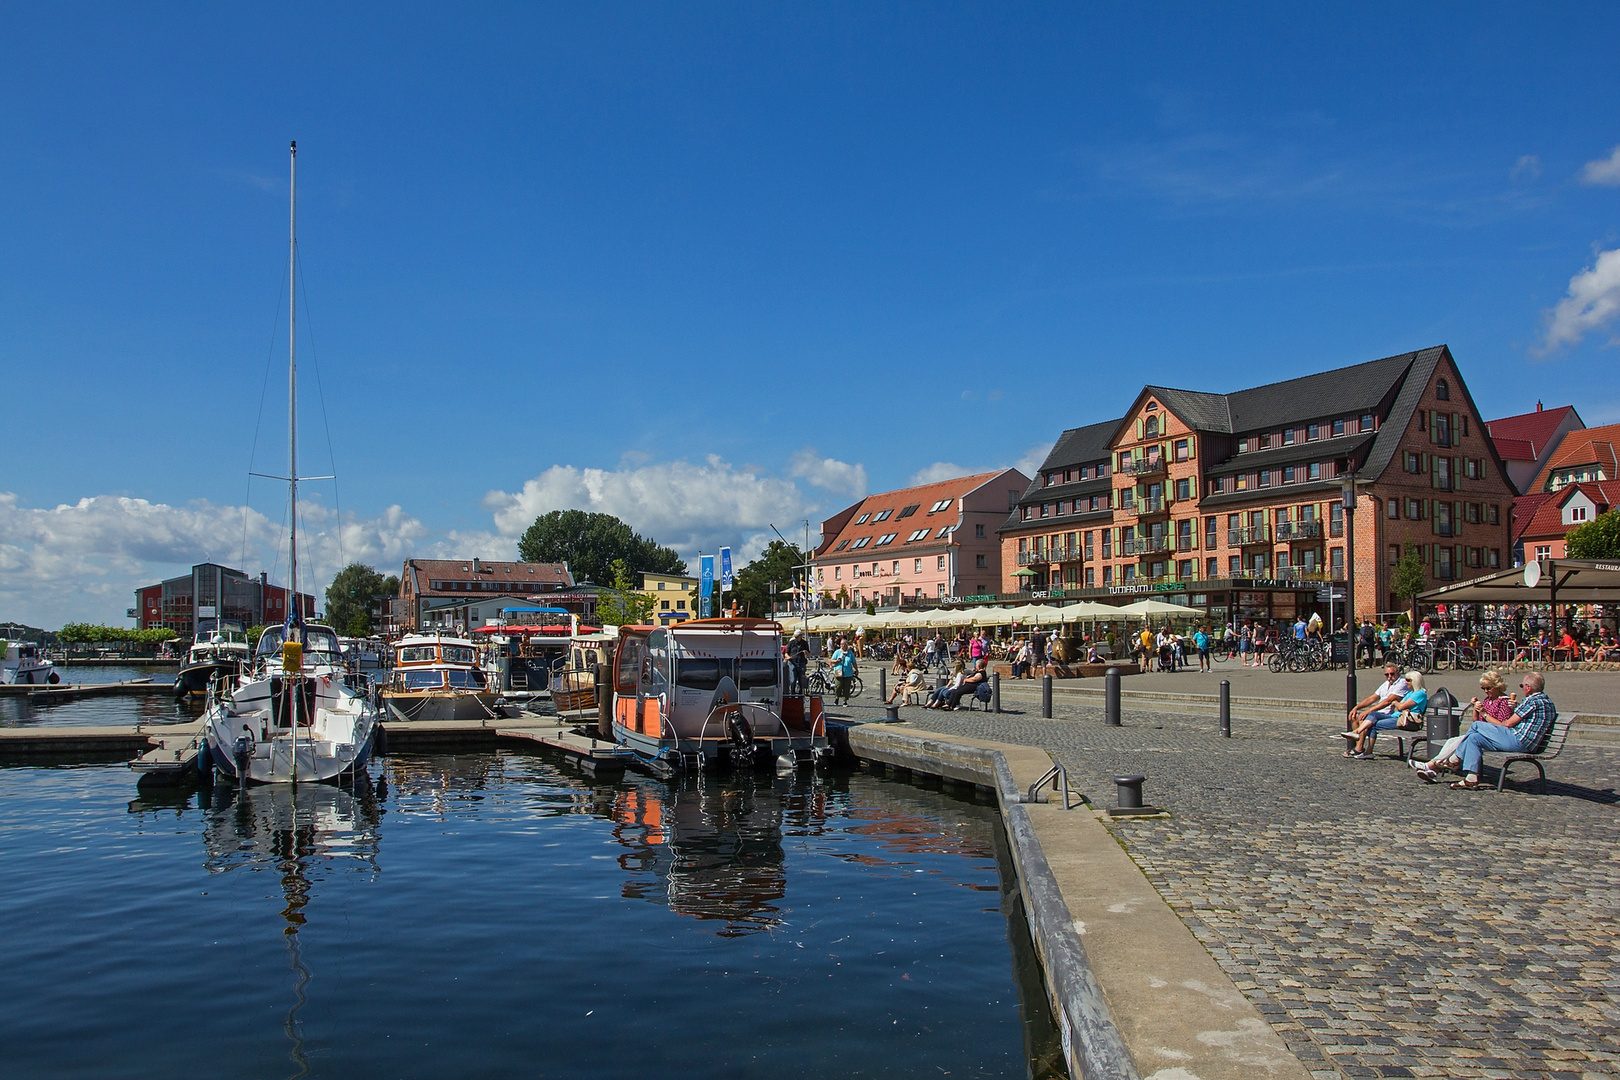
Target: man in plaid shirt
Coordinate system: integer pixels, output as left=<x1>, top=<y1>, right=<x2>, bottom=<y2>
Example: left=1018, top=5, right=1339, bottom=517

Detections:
left=1428, top=672, right=1558, bottom=789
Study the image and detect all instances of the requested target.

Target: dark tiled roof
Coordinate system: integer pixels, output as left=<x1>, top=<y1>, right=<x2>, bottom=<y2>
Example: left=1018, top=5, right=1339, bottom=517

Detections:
left=1203, top=433, right=1376, bottom=478
left=1147, top=388, right=1231, bottom=432
left=1223, top=351, right=1420, bottom=431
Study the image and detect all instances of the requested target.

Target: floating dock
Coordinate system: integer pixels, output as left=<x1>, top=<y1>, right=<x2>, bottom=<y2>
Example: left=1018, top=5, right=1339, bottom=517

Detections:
left=0, top=678, right=166, bottom=700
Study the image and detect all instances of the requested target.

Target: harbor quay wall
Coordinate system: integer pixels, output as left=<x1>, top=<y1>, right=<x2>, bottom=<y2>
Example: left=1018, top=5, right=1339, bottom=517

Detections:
left=845, top=723, right=1313, bottom=1080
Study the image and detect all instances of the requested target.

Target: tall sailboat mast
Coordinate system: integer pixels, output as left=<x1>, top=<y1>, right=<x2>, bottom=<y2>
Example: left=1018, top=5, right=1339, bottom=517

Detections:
left=288, top=140, right=299, bottom=616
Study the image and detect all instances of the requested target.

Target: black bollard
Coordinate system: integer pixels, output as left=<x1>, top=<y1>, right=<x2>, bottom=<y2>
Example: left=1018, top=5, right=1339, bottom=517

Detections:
left=1114, top=775, right=1145, bottom=809
left=1042, top=674, right=1053, bottom=718
left=879, top=667, right=886, bottom=702
left=1104, top=667, right=1121, bottom=726
left=1219, top=679, right=1230, bottom=738
left=991, top=671, right=1000, bottom=714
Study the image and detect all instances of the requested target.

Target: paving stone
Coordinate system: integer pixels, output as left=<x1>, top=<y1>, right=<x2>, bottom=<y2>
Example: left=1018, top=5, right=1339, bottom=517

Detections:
left=837, top=693, right=1620, bottom=1080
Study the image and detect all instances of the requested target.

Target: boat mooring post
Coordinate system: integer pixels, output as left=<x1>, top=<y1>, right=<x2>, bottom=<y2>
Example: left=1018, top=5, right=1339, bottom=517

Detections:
left=878, top=668, right=886, bottom=702
left=1104, top=667, right=1121, bottom=726
left=1219, top=679, right=1231, bottom=738
left=1041, top=674, right=1053, bottom=718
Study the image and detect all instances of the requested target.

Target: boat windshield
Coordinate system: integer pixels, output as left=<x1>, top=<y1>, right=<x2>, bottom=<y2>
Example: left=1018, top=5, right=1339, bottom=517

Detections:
left=255, top=626, right=340, bottom=659
left=402, top=671, right=444, bottom=690
left=443, top=645, right=476, bottom=665
left=446, top=669, right=486, bottom=689
left=398, top=645, right=437, bottom=663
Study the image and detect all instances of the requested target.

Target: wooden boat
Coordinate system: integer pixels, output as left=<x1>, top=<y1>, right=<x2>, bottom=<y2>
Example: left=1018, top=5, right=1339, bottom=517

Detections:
left=611, top=618, right=830, bottom=772
left=379, top=632, right=500, bottom=722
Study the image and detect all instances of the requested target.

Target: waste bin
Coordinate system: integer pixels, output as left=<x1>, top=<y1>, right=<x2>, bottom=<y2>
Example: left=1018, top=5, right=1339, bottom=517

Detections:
left=1427, top=687, right=1462, bottom=752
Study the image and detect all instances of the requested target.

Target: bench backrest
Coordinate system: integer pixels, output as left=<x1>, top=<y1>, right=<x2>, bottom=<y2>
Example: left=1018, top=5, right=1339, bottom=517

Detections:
left=1536, top=712, right=1570, bottom=760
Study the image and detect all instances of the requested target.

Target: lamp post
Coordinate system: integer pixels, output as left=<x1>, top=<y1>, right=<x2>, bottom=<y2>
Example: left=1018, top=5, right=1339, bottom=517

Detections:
left=1340, top=475, right=1362, bottom=719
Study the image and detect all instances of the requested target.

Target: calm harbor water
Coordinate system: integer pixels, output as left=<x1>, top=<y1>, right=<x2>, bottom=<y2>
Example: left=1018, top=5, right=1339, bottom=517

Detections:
left=0, top=751, right=1062, bottom=1078
left=0, top=664, right=193, bottom=729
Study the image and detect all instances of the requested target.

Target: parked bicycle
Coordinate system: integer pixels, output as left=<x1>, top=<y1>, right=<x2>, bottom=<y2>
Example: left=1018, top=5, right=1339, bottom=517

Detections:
left=806, top=661, right=864, bottom=699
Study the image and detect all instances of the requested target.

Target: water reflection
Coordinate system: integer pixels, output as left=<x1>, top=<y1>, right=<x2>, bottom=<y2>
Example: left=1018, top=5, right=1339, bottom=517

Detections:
left=198, top=782, right=384, bottom=1079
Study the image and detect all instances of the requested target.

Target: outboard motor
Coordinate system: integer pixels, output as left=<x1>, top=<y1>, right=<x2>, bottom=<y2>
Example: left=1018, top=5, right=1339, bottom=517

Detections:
left=725, top=710, right=757, bottom=769
left=233, top=727, right=255, bottom=789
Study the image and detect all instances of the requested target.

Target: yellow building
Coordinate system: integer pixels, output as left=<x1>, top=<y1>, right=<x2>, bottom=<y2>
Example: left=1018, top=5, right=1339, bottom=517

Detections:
left=639, top=573, right=699, bottom=624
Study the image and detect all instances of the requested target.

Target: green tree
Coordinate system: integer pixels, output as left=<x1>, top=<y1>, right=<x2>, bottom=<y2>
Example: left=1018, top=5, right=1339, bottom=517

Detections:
left=325, top=563, right=390, bottom=633
left=1566, top=509, right=1620, bottom=559
left=517, top=510, right=686, bottom=585
left=1390, top=546, right=1428, bottom=622
left=729, top=540, right=805, bottom=618
left=346, top=611, right=373, bottom=636
left=594, top=558, right=658, bottom=626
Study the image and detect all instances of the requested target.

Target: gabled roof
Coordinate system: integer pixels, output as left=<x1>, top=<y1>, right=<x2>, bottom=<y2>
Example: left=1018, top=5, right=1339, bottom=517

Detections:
left=1486, top=405, right=1581, bottom=458
left=1514, top=481, right=1620, bottom=542
left=1491, top=437, right=1536, bottom=462
left=405, top=559, right=573, bottom=594
left=813, top=470, right=1022, bottom=558
left=1035, top=420, right=1121, bottom=473
left=1529, top=423, right=1620, bottom=493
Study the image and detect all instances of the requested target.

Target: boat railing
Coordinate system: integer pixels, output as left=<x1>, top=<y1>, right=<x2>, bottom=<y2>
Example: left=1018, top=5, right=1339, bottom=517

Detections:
left=695, top=701, right=791, bottom=748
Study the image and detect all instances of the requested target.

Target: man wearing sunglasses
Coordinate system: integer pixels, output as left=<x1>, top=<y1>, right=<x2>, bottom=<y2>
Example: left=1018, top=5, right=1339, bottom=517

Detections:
left=1417, top=672, right=1557, bottom=789
left=1344, top=664, right=1408, bottom=732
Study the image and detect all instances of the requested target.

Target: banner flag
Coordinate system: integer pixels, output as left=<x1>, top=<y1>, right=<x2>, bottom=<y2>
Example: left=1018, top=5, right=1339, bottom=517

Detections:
left=719, top=547, right=733, bottom=591
left=700, top=555, right=714, bottom=618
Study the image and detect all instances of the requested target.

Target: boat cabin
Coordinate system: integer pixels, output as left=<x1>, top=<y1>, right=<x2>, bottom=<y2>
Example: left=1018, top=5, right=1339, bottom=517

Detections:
left=390, top=633, right=488, bottom=692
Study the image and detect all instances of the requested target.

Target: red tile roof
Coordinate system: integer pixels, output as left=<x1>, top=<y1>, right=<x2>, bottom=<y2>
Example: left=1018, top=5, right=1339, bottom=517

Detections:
left=814, top=471, right=1008, bottom=557
left=404, top=559, right=572, bottom=596
left=1486, top=405, right=1578, bottom=458
left=1528, top=423, right=1620, bottom=493
left=1514, top=481, right=1620, bottom=543
left=1490, top=437, right=1535, bottom=462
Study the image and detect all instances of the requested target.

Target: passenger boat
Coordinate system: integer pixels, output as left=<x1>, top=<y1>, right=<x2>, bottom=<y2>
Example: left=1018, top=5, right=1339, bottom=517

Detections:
left=1, top=639, right=58, bottom=685
left=476, top=606, right=576, bottom=697
left=379, top=631, right=500, bottom=721
left=175, top=629, right=251, bottom=699
left=611, top=618, right=830, bottom=772
left=200, top=142, right=378, bottom=785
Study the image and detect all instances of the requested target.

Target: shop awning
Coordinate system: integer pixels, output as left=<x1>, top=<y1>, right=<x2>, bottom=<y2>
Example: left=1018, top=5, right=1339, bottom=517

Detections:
left=1418, top=559, right=1620, bottom=605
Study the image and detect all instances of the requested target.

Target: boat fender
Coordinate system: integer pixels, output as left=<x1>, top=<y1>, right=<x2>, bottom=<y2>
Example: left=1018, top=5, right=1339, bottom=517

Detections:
left=47, top=671, right=60, bottom=685
left=373, top=723, right=388, bottom=757
left=196, top=740, right=214, bottom=779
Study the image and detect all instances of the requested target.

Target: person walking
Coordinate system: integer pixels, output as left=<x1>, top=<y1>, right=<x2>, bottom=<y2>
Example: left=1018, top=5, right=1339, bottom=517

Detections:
left=1194, top=626, right=1211, bottom=672
left=786, top=629, right=809, bottom=695
left=830, top=636, right=859, bottom=707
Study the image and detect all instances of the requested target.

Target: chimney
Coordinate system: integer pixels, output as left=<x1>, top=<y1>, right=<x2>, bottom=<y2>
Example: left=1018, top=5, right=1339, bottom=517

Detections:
left=473, top=557, right=483, bottom=574
left=1536, top=401, right=1543, bottom=411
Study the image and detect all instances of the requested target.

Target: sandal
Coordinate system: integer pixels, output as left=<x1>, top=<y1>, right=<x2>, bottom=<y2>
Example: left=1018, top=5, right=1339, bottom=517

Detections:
left=1450, top=777, right=1479, bottom=790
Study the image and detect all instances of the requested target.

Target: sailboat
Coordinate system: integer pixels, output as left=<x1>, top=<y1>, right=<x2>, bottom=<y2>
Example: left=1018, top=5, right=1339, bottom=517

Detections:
left=204, top=141, right=380, bottom=785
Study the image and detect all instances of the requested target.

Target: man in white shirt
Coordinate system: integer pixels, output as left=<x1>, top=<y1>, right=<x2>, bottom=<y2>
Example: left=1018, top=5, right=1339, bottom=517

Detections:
left=1341, top=662, right=1409, bottom=735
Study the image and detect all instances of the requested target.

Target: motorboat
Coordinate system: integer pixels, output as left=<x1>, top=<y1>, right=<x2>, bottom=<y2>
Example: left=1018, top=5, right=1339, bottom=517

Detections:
left=175, top=629, right=251, bottom=699
left=549, top=629, right=616, bottom=713
left=199, top=142, right=378, bottom=785
left=475, top=606, right=576, bottom=697
left=379, top=631, right=501, bottom=721
left=611, top=618, right=831, bottom=772
left=1, top=639, right=58, bottom=685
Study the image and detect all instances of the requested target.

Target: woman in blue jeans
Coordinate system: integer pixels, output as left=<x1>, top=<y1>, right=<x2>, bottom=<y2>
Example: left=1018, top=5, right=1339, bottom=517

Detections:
left=1415, top=672, right=1557, bottom=789
left=1343, top=671, right=1427, bottom=758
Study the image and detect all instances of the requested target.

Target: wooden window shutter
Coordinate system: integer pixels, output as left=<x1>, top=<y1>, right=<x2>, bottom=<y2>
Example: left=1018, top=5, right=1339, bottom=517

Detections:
left=1188, top=434, right=1196, bottom=458
left=1452, top=413, right=1461, bottom=440
left=1454, top=457, right=1464, bottom=489
left=1428, top=411, right=1437, bottom=443
left=1135, top=418, right=1145, bottom=439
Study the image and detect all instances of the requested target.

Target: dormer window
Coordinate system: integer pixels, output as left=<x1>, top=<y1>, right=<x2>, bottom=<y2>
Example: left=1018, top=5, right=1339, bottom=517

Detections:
left=1144, top=415, right=1159, bottom=438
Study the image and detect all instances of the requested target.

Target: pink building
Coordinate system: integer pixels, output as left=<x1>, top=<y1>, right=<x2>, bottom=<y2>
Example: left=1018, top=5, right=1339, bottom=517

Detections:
left=810, top=470, right=1029, bottom=607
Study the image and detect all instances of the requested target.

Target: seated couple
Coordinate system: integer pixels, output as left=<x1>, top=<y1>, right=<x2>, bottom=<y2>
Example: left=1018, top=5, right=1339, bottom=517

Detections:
left=924, top=659, right=990, bottom=710
left=1340, top=666, right=1427, bottom=758
left=1412, top=671, right=1557, bottom=790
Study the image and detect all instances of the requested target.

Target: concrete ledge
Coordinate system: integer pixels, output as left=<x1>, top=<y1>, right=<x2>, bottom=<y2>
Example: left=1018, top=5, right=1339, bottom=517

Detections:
left=849, top=723, right=1313, bottom=1080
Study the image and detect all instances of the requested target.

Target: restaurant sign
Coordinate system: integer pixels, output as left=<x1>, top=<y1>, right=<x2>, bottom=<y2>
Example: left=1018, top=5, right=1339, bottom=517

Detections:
left=963, top=594, right=997, bottom=603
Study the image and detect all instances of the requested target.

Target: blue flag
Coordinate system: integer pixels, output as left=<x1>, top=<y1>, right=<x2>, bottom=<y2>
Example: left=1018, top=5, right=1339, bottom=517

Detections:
left=719, top=547, right=733, bottom=591
left=699, top=555, right=714, bottom=618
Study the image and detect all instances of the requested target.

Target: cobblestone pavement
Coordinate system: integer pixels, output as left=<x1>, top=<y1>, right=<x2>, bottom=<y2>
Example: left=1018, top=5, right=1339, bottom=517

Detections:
left=830, top=695, right=1620, bottom=1080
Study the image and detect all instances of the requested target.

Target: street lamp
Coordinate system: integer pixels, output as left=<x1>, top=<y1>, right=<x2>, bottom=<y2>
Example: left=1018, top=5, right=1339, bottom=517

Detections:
left=1339, top=474, right=1371, bottom=720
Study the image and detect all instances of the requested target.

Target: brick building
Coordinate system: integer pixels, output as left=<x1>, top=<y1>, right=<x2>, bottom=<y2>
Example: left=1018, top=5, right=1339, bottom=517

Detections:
left=1507, top=422, right=1620, bottom=563
left=998, top=346, right=1516, bottom=624
left=133, top=562, right=315, bottom=636
left=397, top=557, right=573, bottom=631
left=810, top=470, right=1028, bottom=607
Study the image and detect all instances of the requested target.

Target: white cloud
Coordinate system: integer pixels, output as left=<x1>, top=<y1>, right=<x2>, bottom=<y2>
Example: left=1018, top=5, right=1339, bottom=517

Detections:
left=909, top=462, right=969, bottom=486
left=786, top=448, right=868, bottom=501
left=1012, top=442, right=1055, bottom=480
left=485, top=455, right=815, bottom=566
left=1578, top=146, right=1620, bottom=186
left=1540, top=247, right=1620, bottom=353
left=0, top=492, right=435, bottom=627
left=908, top=443, right=1049, bottom=488
left=1510, top=155, right=1542, bottom=183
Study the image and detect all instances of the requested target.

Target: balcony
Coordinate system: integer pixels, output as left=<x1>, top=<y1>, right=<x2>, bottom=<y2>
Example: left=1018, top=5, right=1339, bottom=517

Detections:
left=1130, top=495, right=1169, bottom=519
left=1274, top=520, right=1323, bottom=542
left=1228, top=526, right=1272, bottom=546
left=1017, top=550, right=1048, bottom=566
left=1275, top=566, right=1346, bottom=582
left=1120, top=457, right=1165, bottom=478
left=1121, top=535, right=1172, bottom=556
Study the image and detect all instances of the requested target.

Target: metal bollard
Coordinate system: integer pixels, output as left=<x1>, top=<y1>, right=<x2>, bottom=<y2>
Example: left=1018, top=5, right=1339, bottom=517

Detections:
left=879, top=668, right=886, bottom=702
left=1219, top=679, right=1231, bottom=738
left=1041, top=674, right=1053, bottom=718
left=1104, top=667, right=1121, bottom=726
left=1114, top=775, right=1145, bottom=809
left=990, top=671, right=1000, bottom=713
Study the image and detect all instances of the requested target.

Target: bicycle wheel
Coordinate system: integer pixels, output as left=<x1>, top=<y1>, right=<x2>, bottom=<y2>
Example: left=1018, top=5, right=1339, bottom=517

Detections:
left=849, top=676, right=865, bottom=698
left=1287, top=651, right=1308, bottom=673
left=1267, top=652, right=1285, bottom=672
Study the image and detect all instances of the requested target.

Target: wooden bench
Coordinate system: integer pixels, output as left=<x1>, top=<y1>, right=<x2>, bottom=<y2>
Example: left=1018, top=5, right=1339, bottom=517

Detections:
left=1481, top=712, right=1571, bottom=793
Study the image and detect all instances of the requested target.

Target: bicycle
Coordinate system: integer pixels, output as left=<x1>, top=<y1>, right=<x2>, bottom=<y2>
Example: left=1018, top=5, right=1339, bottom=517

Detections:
left=806, top=662, right=864, bottom=700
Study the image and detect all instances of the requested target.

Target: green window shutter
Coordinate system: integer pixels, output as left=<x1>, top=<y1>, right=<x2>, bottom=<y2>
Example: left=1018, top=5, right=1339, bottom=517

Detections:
left=1188, top=434, right=1197, bottom=458
left=1135, top=418, right=1145, bottom=439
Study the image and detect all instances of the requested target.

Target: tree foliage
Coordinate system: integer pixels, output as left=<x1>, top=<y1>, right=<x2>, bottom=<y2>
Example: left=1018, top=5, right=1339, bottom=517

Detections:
left=1565, top=509, right=1620, bottom=559
left=517, top=510, right=686, bottom=585
left=325, top=564, right=394, bottom=633
left=59, top=624, right=178, bottom=646
left=729, top=540, right=804, bottom=618
left=594, top=559, right=658, bottom=627
left=1390, top=546, right=1428, bottom=617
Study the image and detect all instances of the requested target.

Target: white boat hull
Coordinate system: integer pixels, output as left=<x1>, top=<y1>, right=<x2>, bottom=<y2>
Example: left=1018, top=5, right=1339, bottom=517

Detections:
left=205, top=672, right=378, bottom=785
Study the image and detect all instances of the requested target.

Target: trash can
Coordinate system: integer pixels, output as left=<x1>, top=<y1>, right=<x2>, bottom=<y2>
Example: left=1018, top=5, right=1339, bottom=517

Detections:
left=1427, top=687, right=1462, bottom=751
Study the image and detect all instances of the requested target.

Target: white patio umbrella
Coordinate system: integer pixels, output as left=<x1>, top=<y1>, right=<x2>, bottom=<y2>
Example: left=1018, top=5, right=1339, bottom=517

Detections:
left=1060, top=601, right=1118, bottom=623
left=1116, top=598, right=1193, bottom=618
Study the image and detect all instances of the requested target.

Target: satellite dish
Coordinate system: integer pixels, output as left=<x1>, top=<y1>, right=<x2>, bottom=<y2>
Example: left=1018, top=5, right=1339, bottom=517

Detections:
left=1523, top=561, right=1542, bottom=589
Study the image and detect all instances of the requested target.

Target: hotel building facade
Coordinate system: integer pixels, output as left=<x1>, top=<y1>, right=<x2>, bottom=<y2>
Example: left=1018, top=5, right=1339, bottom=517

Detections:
left=997, top=346, right=1516, bottom=625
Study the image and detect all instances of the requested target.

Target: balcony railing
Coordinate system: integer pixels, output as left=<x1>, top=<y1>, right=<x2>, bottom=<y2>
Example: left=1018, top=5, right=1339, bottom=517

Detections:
left=1131, top=496, right=1168, bottom=517
left=1121, top=535, right=1172, bottom=556
left=1121, top=457, right=1165, bottom=477
left=1228, top=526, right=1272, bottom=546
left=1275, top=566, right=1346, bottom=582
left=1274, top=520, right=1322, bottom=541
left=1019, top=546, right=1085, bottom=565
left=1017, top=550, right=1046, bottom=566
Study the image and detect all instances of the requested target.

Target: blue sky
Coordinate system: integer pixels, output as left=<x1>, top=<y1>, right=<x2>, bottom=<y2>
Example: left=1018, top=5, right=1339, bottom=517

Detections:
left=4, top=3, right=1619, bottom=624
